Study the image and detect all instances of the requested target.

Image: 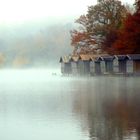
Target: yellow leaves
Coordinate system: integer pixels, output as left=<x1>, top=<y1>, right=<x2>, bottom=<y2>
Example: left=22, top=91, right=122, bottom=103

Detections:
left=13, top=55, right=29, bottom=68
left=0, top=52, right=5, bottom=65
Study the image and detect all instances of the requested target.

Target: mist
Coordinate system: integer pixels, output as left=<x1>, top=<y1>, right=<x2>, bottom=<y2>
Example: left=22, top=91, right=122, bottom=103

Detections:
left=0, top=1, right=139, bottom=140
left=0, top=70, right=140, bottom=140
left=0, top=19, right=73, bottom=69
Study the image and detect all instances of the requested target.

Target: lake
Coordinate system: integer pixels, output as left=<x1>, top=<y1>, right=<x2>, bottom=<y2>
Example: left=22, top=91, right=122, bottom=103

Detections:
left=0, top=69, right=139, bottom=140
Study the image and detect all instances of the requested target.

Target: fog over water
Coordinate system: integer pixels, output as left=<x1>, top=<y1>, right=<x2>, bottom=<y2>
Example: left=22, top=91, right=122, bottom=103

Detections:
left=0, top=69, right=140, bottom=140
left=0, top=0, right=138, bottom=139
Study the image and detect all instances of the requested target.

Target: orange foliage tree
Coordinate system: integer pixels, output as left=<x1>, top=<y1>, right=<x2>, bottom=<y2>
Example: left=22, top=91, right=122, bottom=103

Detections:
left=112, top=9, right=140, bottom=54
left=70, top=15, right=97, bottom=55
left=70, top=0, right=128, bottom=55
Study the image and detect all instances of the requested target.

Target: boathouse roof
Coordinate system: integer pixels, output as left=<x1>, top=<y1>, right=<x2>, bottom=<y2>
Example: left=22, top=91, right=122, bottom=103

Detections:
left=94, top=56, right=102, bottom=62
left=59, top=56, right=71, bottom=63
left=101, top=56, right=115, bottom=61
left=127, top=54, right=140, bottom=60
left=71, top=55, right=79, bottom=62
left=79, top=54, right=91, bottom=61
left=115, top=55, right=129, bottom=60
left=89, top=55, right=100, bottom=61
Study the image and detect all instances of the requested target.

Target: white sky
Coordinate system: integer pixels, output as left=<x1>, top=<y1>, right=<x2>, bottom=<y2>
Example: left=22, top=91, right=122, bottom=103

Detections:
left=0, top=0, right=135, bottom=24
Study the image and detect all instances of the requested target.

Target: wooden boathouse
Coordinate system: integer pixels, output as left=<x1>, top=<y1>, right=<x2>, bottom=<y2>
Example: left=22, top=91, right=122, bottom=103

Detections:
left=71, top=55, right=79, bottom=75
left=78, top=55, right=91, bottom=75
left=115, top=55, right=129, bottom=74
left=60, top=54, right=140, bottom=76
left=127, top=54, right=140, bottom=74
left=90, top=55, right=101, bottom=75
left=94, top=57, right=102, bottom=75
left=101, top=56, right=115, bottom=74
left=59, top=56, right=72, bottom=75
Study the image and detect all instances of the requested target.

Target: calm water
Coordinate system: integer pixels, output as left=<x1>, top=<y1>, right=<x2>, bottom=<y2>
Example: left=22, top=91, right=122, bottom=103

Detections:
left=0, top=69, right=140, bottom=140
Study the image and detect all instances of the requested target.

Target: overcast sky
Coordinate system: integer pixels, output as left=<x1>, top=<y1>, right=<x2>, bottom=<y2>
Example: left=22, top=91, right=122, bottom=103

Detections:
left=0, top=0, right=135, bottom=25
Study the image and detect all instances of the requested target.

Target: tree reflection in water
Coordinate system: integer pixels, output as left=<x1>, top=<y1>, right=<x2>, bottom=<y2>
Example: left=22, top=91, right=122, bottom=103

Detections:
left=72, top=77, right=140, bottom=140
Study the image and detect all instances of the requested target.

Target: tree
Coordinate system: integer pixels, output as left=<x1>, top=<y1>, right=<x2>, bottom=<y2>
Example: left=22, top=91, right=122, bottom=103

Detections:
left=87, top=0, right=127, bottom=33
left=101, top=0, right=140, bottom=55
left=135, top=0, right=140, bottom=13
left=70, top=15, right=97, bottom=54
left=112, top=12, right=140, bottom=54
left=70, top=0, right=128, bottom=55
left=86, top=0, right=128, bottom=51
left=102, top=29, right=118, bottom=54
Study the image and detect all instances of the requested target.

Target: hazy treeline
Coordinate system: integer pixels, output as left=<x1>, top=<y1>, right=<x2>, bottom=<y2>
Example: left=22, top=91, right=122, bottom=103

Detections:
left=0, top=22, right=73, bottom=68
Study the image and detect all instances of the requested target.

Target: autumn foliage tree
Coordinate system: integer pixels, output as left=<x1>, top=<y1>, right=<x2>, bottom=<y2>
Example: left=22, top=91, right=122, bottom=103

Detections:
left=86, top=0, right=127, bottom=36
left=70, top=0, right=128, bottom=55
left=101, top=29, right=119, bottom=54
left=112, top=0, right=140, bottom=54
left=70, top=30, right=89, bottom=54
left=70, top=15, right=97, bottom=55
left=135, top=0, right=140, bottom=13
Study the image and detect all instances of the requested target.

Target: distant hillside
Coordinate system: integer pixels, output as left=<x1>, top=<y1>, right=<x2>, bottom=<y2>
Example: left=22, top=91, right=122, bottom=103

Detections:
left=0, top=22, right=73, bottom=68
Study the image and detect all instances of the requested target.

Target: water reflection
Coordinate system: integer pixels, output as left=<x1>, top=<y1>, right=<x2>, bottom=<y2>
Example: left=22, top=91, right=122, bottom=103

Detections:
left=0, top=70, right=140, bottom=140
left=71, top=77, right=140, bottom=140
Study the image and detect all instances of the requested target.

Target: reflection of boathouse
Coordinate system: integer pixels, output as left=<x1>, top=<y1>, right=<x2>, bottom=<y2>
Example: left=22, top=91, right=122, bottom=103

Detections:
left=60, top=54, right=140, bottom=76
